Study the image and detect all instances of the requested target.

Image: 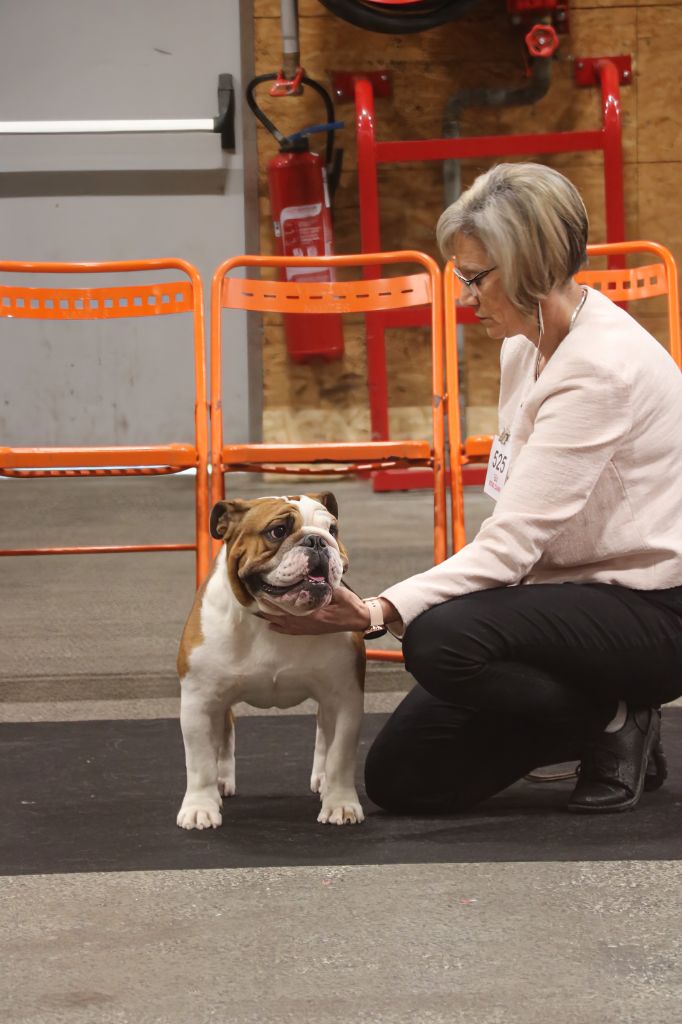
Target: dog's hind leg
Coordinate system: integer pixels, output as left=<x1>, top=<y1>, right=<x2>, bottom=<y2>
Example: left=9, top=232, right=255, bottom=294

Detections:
left=218, top=707, right=236, bottom=797
left=310, top=707, right=328, bottom=796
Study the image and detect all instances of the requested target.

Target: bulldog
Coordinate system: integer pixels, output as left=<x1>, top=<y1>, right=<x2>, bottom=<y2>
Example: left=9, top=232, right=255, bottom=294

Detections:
left=176, top=492, right=365, bottom=830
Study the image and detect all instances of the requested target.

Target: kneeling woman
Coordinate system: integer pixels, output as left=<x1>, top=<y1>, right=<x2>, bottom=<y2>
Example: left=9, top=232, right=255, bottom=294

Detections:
left=263, top=162, right=682, bottom=815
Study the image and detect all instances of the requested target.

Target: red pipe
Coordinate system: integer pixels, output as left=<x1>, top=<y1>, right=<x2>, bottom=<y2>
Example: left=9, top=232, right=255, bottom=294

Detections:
left=354, top=60, right=627, bottom=465
left=597, top=58, right=626, bottom=264
left=356, top=77, right=390, bottom=440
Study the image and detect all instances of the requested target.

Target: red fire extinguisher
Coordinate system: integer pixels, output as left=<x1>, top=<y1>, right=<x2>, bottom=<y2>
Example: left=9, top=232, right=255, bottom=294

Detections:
left=246, top=74, right=345, bottom=363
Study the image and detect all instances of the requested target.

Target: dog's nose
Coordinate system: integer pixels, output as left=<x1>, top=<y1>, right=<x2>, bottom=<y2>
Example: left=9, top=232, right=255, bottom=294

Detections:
left=302, top=534, right=327, bottom=551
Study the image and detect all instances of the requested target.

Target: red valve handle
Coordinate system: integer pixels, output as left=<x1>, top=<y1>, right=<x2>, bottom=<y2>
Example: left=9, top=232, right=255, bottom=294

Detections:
left=269, top=66, right=305, bottom=97
left=525, top=23, right=559, bottom=58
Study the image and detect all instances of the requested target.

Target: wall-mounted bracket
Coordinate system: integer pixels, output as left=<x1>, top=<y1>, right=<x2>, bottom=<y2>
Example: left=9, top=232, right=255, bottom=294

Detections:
left=215, top=73, right=236, bottom=150
left=331, top=70, right=393, bottom=104
left=574, top=55, right=632, bottom=87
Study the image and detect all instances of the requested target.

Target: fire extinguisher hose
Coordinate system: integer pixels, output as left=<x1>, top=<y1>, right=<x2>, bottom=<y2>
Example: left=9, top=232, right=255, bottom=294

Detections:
left=246, top=73, right=343, bottom=197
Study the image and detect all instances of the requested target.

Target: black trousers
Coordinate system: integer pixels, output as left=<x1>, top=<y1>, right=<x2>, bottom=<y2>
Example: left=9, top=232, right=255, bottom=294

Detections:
left=364, top=582, right=682, bottom=813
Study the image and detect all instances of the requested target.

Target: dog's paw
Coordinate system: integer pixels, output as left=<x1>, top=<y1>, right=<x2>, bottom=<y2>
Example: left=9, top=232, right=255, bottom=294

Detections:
left=318, top=794, right=364, bottom=826
left=310, top=771, right=326, bottom=795
left=176, top=797, right=223, bottom=830
left=218, top=776, right=236, bottom=798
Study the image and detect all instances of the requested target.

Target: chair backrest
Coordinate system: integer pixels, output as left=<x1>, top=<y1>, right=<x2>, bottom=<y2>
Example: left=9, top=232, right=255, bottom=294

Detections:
left=210, top=249, right=444, bottom=455
left=0, top=257, right=207, bottom=447
left=219, top=269, right=433, bottom=315
left=576, top=241, right=681, bottom=367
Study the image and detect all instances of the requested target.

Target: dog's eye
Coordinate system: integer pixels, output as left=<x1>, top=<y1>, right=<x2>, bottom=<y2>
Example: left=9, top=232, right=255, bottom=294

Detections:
left=266, top=523, right=289, bottom=541
left=329, top=523, right=339, bottom=538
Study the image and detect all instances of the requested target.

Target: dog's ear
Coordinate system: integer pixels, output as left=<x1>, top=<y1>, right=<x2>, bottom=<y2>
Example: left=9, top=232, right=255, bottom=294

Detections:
left=210, top=499, right=251, bottom=541
left=307, top=492, right=339, bottom=520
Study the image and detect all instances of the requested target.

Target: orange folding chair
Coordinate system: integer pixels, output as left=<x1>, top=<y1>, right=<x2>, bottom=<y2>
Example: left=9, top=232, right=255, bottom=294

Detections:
left=0, top=259, right=210, bottom=584
left=445, top=239, right=682, bottom=553
left=210, top=250, right=446, bottom=662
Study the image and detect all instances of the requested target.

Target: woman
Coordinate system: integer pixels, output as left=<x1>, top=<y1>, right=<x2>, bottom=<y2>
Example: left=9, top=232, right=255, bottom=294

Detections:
left=264, top=162, right=682, bottom=815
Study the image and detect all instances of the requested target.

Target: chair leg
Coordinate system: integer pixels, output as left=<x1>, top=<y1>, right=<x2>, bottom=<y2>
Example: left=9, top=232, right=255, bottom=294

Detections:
left=195, top=458, right=211, bottom=585
left=209, top=462, right=225, bottom=562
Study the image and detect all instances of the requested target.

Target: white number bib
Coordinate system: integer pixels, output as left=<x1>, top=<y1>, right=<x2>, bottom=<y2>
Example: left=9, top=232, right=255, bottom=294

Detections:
left=484, top=432, right=511, bottom=502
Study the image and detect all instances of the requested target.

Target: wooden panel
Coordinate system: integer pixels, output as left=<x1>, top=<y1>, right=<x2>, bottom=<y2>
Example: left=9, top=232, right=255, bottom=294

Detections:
left=638, top=5, right=682, bottom=164
left=637, top=162, right=682, bottom=327
left=638, top=163, right=682, bottom=272
left=571, top=0, right=674, bottom=8
left=263, top=405, right=370, bottom=445
left=264, top=318, right=369, bottom=443
left=254, top=0, right=674, bottom=445
left=571, top=0, right=637, bottom=7
left=463, top=327, right=501, bottom=408
left=563, top=161, right=639, bottom=242
left=253, top=0, right=323, bottom=17
left=262, top=316, right=436, bottom=442
left=262, top=404, right=434, bottom=445
left=386, top=328, right=432, bottom=410
left=264, top=321, right=366, bottom=406
left=466, top=405, right=498, bottom=436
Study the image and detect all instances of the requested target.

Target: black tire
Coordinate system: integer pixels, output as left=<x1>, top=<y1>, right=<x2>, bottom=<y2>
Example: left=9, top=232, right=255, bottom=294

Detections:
left=317, top=0, right=478, bottom=34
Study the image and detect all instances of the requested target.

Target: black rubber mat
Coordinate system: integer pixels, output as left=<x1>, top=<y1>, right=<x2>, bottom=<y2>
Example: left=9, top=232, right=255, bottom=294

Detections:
left=3, top=711, right=681, bottom=875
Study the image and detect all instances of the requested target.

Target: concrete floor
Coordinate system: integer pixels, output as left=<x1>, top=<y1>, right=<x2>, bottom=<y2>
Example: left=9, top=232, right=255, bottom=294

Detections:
left=2, top=476, right=681, bottom=1023
left=4, top=862, right=682, bottom=1024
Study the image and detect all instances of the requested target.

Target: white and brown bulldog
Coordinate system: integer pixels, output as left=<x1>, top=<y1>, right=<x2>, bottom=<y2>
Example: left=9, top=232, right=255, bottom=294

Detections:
left=176, top=492, right=365, bottom=830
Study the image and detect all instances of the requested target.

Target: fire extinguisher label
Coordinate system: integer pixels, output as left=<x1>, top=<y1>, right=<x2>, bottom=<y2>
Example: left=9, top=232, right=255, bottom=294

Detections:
left=322, top=169, right=331, bottom=209
left=280, top=203, right=335, bottom=282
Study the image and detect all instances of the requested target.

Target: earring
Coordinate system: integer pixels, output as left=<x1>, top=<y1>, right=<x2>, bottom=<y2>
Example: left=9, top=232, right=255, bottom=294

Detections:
left=537, top=302, right=544, bottom=338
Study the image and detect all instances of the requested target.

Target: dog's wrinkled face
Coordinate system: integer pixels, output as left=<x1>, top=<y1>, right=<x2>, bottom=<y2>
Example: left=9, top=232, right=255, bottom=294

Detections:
left=210, top=493, right=348, bottom=616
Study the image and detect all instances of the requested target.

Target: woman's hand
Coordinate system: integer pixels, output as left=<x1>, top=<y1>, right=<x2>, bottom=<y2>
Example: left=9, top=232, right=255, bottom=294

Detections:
left=260, top=585, right=371, bottom=636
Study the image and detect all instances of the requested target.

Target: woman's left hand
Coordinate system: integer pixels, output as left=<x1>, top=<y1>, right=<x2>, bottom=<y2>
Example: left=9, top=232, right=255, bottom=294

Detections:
left=259, top=584, right=371, bottom=636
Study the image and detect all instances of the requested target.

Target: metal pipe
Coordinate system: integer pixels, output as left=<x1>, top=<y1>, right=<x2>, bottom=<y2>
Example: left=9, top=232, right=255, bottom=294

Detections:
left=280, top=0, right=300, bottom=80
left=596, top=58, right=626, bottom=252
left=442, top=54, right=554, bottom=207
left=441, top=54, right=554, bottom=437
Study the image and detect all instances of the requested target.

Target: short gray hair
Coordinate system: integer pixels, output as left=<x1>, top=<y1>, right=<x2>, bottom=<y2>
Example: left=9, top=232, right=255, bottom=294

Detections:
left=436, top=163, right=589, bottom=315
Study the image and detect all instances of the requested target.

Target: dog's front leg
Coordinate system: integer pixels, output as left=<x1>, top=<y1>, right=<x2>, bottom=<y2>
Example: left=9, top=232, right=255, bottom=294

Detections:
left=317, top=689, right=365, bottom=825
left=177, top=679, right=227, bottom=830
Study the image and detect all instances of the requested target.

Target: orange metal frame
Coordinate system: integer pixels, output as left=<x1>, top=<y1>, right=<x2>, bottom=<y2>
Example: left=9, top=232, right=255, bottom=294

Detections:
left=445, top=239, right=682, bottom=553
left=0, top=258, right=210, bottom=584
left=576, top=241, right=681, bottom=367
left=210, top=250, right=447, bottom=662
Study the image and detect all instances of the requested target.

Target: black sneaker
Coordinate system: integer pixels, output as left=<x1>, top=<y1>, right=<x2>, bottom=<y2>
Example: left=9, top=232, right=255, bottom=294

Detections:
left=567, top=707, right=663, bottom=814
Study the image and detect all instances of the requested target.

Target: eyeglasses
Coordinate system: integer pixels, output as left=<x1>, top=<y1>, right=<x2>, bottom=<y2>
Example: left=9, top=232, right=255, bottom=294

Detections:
left=452, top=264, right=497, bottom=294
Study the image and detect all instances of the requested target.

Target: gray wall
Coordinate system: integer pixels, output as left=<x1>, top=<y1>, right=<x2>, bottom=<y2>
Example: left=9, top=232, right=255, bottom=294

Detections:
left=0, top=0, right=259, bottom=447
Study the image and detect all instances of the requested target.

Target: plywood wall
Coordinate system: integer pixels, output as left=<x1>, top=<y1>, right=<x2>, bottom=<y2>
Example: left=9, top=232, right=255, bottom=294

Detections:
left=253, top=0, right=681, bottom=442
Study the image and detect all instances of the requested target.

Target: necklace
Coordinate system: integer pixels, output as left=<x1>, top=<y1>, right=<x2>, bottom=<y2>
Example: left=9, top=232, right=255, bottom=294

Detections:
left=534, top=286, right=588, bottom=381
